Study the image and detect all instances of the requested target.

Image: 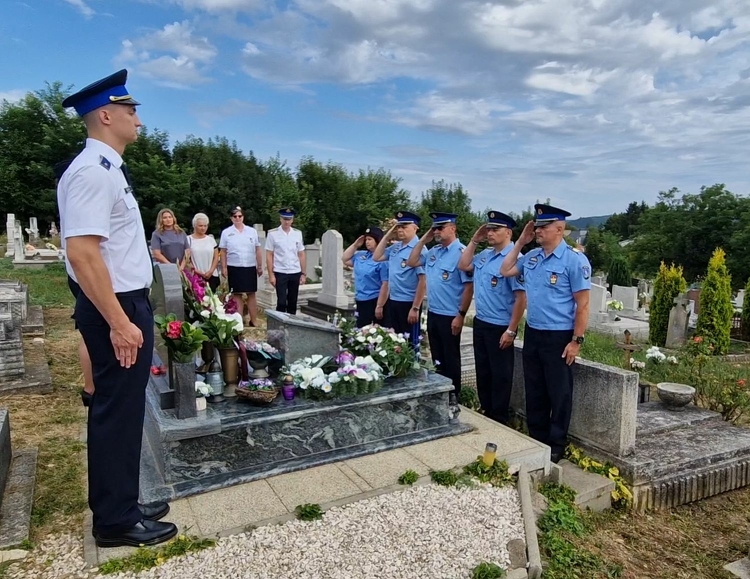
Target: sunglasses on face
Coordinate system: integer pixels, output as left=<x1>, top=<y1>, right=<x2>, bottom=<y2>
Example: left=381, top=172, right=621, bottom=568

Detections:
left=232, top=214, right=243, bottom=218
left=432, top=225, right=446, bottom=231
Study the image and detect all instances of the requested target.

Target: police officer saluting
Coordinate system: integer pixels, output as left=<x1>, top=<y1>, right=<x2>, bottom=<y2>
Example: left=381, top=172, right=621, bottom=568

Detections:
left=408, top=213, right=473, bottom=399
left=342, top=227, right=389, bottom=327
left=58, top=70, right=177, bottom=547
left=458, top=211, right=526, bottom=425
left=500, top=204, right=591, bottom=463
left=373, top=211, right=427, bottom=352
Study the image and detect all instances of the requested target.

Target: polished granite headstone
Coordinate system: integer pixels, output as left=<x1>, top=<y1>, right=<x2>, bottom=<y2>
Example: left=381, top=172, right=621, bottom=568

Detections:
left=265, top=310, right=341, bottom=363
left=140, top=369, right=472, bottom=502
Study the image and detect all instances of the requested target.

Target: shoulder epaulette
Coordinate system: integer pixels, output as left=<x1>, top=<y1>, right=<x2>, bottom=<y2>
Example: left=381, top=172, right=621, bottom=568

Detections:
left=99, top=156, right=111, bottom=170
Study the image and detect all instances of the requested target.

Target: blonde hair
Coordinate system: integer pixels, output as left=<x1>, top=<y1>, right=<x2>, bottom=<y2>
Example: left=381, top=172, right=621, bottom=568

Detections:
left=155, top=208, right=183, bottom=234
left=192, top=213, right=209, bottom=229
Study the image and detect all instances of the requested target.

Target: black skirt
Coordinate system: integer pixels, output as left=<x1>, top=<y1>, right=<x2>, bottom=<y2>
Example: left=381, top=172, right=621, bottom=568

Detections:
left=227, top=266, right=258, bottom=293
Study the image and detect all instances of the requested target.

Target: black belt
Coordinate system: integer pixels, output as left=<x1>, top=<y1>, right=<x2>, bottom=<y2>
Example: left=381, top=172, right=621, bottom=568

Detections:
left=116, top=288, right=150, bottom=298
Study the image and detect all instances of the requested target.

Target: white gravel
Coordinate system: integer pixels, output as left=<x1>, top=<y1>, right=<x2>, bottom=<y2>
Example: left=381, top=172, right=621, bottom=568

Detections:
left=6, top=484, right=524, bottom=579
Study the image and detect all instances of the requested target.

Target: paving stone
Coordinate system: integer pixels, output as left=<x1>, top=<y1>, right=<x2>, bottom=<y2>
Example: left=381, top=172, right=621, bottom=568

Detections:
left=559, top=460, right=614, bottom=512
left=0, top=448, right=37, bottom=549
left=725, top=557, right=750, bottom=578
left=266, top=464, right=361, bottom=511
left=401, top=436, right=480, bottom=472
left=345, top=448, right=430, bottom=488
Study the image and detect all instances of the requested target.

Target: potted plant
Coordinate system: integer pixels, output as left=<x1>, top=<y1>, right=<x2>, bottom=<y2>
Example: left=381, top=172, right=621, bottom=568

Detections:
left=235, top=377, right=278, bottom=405
left=198, top=288, right=244, bottom=397
left=242, top=340, right=282, bottom=379
left=607, top=299, right=624, bottom=321
left=195, top=380, right=212, bottom=411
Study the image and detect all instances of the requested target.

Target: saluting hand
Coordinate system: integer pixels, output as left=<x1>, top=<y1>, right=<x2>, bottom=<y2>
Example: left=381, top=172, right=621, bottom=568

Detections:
left=110, top=322, right=143, bottom=369
left=354, top=235, right=365, bottom=248
left=422, top=228, right=436, bottom=244
left=562, top=341, right=580, bottom=366
left=471, top=224, right=488, bottom=244
left=385, top=225, right=398, bottom=240
left=518, top=220, right=535, bottom=246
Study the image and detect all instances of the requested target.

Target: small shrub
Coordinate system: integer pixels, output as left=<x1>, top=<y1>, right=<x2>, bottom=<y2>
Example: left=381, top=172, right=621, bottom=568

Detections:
left=649, top=262, right=687, bottom=347
left=695, top=248, right=733, bottom=355
left=430, top=469, right=458, bottom=486
left=295, top=503, right=323, bottom=521
left=741, top=278, right=750, bottom=342
left=471, top=561, right=506, bottom=579
left=463, top=458, right=515, bottom=487
left=459, top=386, right=481, bottom=411
left=607, top=254, right=631, bottom=289
left=398, top=469, right=419, bottom=485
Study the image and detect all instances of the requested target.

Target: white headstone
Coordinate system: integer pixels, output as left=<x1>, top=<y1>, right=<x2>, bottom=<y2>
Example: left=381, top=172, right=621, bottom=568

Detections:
left=13, top=226, right=24, bottom=261
left=28, top=217, right=39, bottom=245
left=305, top=240, right=321, bottom=281
left=316, top=230, right=349, bottom=308
left=590, top=283, right=607, bottom=313
left=612, top=285, right=638, bottom=310
left=736, top=289, right=746, bottom=309
left=5, top=214, right=15, bottom=257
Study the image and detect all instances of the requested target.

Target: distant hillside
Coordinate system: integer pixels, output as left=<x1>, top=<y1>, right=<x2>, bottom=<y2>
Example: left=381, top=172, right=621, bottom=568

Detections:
left=568, top=215, right=611, bottom=229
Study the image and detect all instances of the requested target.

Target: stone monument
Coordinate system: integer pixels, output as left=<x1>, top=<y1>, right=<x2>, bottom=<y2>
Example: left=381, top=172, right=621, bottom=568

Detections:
left=265, top=309, right=340, bottom=364
left=612, top=284, right=638, bottom=311
left=665, top=293, right=690, bottom=349
left=4, top=214, right=15, bottom=258
left=587, top=283, right=609, bottom=324
left=300, top=230, right=355, bottom=320
left=305, top=239, right=321, bottom=282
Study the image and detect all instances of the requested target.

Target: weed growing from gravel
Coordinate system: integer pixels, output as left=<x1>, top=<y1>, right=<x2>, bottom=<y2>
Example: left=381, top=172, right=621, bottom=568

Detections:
left=471, top=561, right=506, bottom=578
left=537, top=483, right=622, bottom=579
left=398, top=469, right=419, bottom=485
left=98, top=535, right=216, bottom=575
left=429, top=469, right=458, bottom=486
left=295, top=503, right=324, bottom=521
left=463, top=458, right=515, bottom=487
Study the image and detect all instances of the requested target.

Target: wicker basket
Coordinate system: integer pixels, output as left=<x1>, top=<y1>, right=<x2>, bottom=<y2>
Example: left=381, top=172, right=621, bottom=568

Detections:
left=236, top=386, right=279, bottom=405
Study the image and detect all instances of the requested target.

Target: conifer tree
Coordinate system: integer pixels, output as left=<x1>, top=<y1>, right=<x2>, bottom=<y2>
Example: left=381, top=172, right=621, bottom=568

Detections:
left=695, top=248, right=733, bottom=355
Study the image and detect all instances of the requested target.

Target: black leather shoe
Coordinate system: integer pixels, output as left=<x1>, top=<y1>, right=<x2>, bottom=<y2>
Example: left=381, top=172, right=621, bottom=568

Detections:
left=95, top=519, right=178, bottom=548
left=139, top=501, right=170, bottom=521
left=81, top=391, right=92, bottom=408
left=551, top=452, right=563, bottom=464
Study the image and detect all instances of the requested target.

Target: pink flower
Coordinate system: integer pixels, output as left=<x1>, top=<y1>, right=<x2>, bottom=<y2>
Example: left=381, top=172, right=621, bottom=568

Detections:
left=738, top=379, right=747, bottom=388
left=166, top=321, right=182, bottom=339
left=224, top=299, right=238, bottom=314
left=693, top=336, right=703, bottom=344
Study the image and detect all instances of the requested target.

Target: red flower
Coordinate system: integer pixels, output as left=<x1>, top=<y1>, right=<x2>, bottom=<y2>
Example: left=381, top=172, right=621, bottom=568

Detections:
left=224, top=299, right=238, bottom=315
left=166, top=321, right=183, bottom=339
left=738, top=379, right=747, bottom=388
left=693, top=336, right=703, bottom=343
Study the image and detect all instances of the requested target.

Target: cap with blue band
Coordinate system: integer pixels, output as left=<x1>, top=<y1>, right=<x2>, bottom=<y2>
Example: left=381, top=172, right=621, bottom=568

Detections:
left=62, top=69, right=140, bottom=117
left=394, top=211, right=420, bottom=225
left=429, top=212, right=457, bottom=227
left=485, top=211, right=517, bottom=229
left=534, top=203, right=571, bottom=226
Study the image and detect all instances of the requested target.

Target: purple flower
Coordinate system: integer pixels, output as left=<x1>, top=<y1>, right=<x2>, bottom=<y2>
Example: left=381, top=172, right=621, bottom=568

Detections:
left=354, top=311, right=359, bottom=318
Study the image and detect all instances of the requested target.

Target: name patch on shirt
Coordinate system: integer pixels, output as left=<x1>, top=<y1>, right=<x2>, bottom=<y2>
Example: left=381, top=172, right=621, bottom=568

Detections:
left=491, top=276, right=498, bottom=287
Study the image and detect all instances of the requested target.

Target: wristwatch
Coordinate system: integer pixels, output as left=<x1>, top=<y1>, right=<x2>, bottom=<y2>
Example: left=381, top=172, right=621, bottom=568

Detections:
left=505, top=329, right=517, bottom=337
left=411, top=306, right=419, bottom=312
left=458, top=309, right=467, bottom=317
left=572, top=335, right=585, bottom=345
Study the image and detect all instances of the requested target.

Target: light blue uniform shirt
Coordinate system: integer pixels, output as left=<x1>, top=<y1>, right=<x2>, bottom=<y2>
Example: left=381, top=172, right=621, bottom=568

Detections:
left=386, top=237, right=427, bottom=302
left=516, top=240, right=591, bottom=331
left=421, top=239, right=473, bottom=316
left=472, top=245, right=525, bottom=326
left=352, top=250, right=388, bottom=301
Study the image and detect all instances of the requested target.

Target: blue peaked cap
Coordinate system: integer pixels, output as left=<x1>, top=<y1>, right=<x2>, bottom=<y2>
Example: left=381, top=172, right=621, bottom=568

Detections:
left=279, top=207, right=295, bottom=218
left=394, top=211, right=420, bottom=225
left=534, top=203, right=571, bottom=226
left=486, top=211, right=516, bottom=229
left=62, top=69, right=140, bottom=117
left=429, top=212, right=457, bottom=226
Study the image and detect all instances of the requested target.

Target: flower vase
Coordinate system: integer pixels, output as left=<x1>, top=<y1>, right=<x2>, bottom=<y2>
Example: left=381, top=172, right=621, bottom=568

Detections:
left=196, top=396, right=207, bottom=412
left=218, top=347, right=240, bottom=398
left=199, top=342, right=215, bottom=372
left=172, top=360, right=197, bottom=419
left=248, top=357, right=270, bottom=379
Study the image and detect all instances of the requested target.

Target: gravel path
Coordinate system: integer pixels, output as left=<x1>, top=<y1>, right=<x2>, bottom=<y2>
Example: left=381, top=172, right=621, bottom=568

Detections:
left=7, top=484, right=524, bottom=579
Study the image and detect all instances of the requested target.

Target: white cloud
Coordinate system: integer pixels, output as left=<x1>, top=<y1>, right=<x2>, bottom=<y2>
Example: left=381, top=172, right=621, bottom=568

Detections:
left=63, top=0, right=94, bottom=18
left=170, top=0, right=263, bottom=11
left=0, top=90, right=26, bottom=104
left=190, top=98, right=267, bottom=128
left=116, top=21, right=217, bottom=88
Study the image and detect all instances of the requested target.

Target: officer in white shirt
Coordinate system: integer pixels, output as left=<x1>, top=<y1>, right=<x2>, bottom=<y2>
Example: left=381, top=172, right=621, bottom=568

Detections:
left=58, top=69, right=177, bottom=548
left=219, top=207, right=262, bottom=326
left=265, top=208, right=306, bottom=314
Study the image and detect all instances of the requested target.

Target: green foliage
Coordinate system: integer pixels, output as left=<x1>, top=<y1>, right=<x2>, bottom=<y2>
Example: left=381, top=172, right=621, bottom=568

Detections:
left=458, top=386, right=481, bottom=411
left=602, top=201, right=649, bottom=240
left=295, top=503, right=323, bottom=521
left=649, top=262, right=687, bottom=347
left=398, top=469, right=420, bottom=485
left=607, top=254, right=631, bottom=288
left=462, top=458, right=515, bottom=487
left=582, top=228, right=622, bottom=274
left=430, top=469, right=458, bottom=486
left=695, top=248, right=733, bottom=355
left=539, top=482, right=577, bottom=505
left=564, top=446, right=633, bottom=509
left=98, top=535, right=215, bottom=575
left=414, top=180, right=482, bottom=244
left=471, top=561, right=506, bottom=579
left=743, top=278, right=750, bottom=342
left=154, top=313, right=208, bottom=362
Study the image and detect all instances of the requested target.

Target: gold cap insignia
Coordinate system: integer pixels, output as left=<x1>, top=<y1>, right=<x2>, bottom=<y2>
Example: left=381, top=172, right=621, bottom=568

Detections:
left=397, top=212, right=403, bottom=218
left=489, top=212, right=495, bottom=218
left=537, top=208, right=543, bottom=215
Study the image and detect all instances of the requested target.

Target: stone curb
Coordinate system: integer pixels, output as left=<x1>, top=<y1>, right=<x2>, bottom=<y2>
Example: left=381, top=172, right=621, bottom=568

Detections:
left=517, top=465, right=542, bottom=579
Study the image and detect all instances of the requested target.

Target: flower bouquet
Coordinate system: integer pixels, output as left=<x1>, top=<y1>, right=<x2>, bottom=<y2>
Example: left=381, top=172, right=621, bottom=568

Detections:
left=283, top=355, right=338, bottom=400
left=606, top=299, right=624, bottom=311
left=154, top=313, right=208, bottom=363
left=236, top=377, right=278, bottom=404
left=198, top=287, right=244, bottom=349
left=328, top=351, right=385, bottom=396
left=339, top=323, right=415, bottom=378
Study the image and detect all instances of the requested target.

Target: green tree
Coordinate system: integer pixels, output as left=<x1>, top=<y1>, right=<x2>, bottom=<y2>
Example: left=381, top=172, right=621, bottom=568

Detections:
left=695, top=248, right=734, bottom=355
left=603, top=201, right=649, bottom=240
left=583, top=228, right=623, bottom=273
left=607, top=254, right=632, bottom=288
left=649, top=262, right=687, bottom=346
left=742, top=278, right=750, bottom=342
left=414, top=180, right=482, bottom=244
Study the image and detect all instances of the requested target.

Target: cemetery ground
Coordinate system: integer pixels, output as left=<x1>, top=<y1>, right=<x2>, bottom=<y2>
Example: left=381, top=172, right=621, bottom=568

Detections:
left=2, top=259, right=750, bottom=577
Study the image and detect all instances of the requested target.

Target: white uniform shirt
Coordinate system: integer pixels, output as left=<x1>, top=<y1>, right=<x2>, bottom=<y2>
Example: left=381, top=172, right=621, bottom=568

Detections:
left=265, top=227, right=304, bottom=274
left=58, top=138, right=153, bottom=292
left=218, top=225, right=260, bottom=268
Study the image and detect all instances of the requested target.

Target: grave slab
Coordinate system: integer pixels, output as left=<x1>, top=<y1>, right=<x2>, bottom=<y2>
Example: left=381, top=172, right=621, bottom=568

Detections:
left=0, top=448, right=38, bottom=549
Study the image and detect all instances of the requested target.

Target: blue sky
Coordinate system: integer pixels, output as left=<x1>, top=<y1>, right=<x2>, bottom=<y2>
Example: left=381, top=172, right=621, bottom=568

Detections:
left=3, top=0, right=750, bottom=218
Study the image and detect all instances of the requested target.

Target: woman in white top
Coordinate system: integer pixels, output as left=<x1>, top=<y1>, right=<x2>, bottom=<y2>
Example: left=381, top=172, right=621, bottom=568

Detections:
left=219, top=206, right=262, bottom=327
left=188, top=213, right=220, bottom=291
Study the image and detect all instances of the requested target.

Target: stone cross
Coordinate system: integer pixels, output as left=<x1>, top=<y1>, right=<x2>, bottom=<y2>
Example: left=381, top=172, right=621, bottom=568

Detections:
left=665, top=293, right=690, bottom=348
left=28, top=218, right=39, bottom=246
left=317, top=230, right=350, bottom=308
left=13, top=226, right=24, bottom=262
left=49, top=222, right=58, bottom=237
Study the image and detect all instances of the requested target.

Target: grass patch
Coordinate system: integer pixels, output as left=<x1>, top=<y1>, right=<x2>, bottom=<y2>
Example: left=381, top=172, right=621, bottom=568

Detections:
left=0, top=258, right=72, bottom=307
left=462, top=458, right=515, bottom=487
left=458, top=386, right=481, bottom=411
left=471, top=561, right=506, bottom=578
left=398, top=469, right=419, bottom=485
left=98, top=534, right=216, bottom=575
left=295, top=503, right=323, bottom=521
left=429, top=469, right=458, bottom=487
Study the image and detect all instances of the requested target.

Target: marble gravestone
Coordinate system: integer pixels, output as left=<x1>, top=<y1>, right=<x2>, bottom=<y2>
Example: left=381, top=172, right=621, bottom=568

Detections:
left=4, top=215, right=14, bottom=258
left=612, top=285, right=638, bottom=311
left=305, top=239, right=321, bottom=282
left=665, top=293, right=690, bottom=349
left=265, top=309, right=340, bottom=365
left=588, top=283, right=609, bottom=324
left=317, top=230, right=349, bottom=309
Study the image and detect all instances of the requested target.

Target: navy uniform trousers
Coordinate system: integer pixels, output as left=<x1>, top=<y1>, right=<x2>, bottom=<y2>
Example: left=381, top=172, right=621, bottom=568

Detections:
left=522, top=324, right=573, bottom=455
left=387, top=299, right=421, bottom=353
left=472, top=318, right=514, bottom=424
left=75, top=289, right=153, bottom=533
left=274, top=271, right=301, bottom=314
left=426, top=311, right=461, bottom=397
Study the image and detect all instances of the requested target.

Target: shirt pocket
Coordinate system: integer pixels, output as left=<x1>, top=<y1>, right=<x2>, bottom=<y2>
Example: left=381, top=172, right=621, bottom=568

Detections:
left=544, top=265, right=568, bottom=290
left=438, top=262, right=456, bottom=282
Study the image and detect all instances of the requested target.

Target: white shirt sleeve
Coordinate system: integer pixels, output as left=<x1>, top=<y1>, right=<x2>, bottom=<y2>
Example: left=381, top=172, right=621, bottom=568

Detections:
left=218, top=229, right=228, bottom=249
left=265, top=231, right=275, bottom=251
left=63, top=165, right=116, bottom=240
left=296, top=231, right=304, bottom=252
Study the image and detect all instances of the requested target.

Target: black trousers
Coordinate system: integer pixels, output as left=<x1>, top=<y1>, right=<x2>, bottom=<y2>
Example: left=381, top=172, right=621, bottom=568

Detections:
left=473, top=318, right=515, bottom=424
left=355, top=298, right=377, bottom=328
left=75, top=289, right=154, bottom=533
left=274, top=271, right=301, bottom=314
left=522, top=324, right=574, bottom=455
left=388, top=299, right=421, bottom=352
left=427, top=311, right=461, bottom=396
